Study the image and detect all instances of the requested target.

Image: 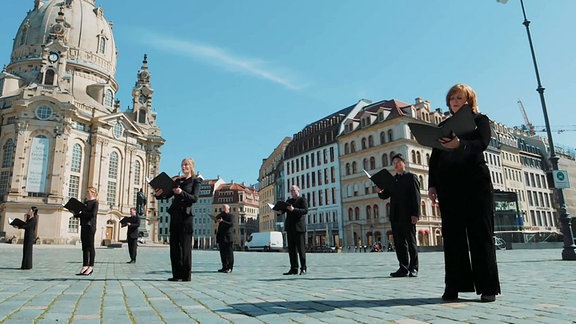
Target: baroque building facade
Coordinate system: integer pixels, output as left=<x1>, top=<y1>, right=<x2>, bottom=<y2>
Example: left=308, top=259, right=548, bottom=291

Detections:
left=0, top=0, right=164, bottom=244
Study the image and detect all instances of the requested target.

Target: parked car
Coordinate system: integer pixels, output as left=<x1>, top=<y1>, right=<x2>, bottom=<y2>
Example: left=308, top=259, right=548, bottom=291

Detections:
left=244, top=231, right=284, bottom=251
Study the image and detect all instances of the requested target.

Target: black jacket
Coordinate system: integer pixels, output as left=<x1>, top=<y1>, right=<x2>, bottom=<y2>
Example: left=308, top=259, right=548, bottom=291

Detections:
left=216, top=212, right=234, bottom=244
left=284, top=196, right=308, bottom=233
left=378, top=171, right=421, bottom=222
left=75, top=199, right=98, bottom=227
left=126, top=215, right=141, bottom=239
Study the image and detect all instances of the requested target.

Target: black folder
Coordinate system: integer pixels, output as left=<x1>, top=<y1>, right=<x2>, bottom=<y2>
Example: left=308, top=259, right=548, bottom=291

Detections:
left=9, top=217, right=26, bottom=228
left=408, top=104, right=476, bottom=150
left=63, top=197, right=86, bottom=214
left=363, top=168, right=395, bottom=191
left=120, top=217, right=130, bottom=226
left=267, top=201, right=290, bottom=212
left=147, top=172, right=177, bottom=194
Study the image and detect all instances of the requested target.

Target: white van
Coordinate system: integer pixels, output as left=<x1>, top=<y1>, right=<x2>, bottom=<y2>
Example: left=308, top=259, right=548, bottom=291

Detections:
left=244, top=231, right=284, bottom=251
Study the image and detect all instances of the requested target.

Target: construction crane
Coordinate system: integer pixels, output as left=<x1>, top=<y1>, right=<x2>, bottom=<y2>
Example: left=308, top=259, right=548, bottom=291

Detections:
left=533, top=126, right=576, bottom=134
left=517, top=100, right=535, bottom=136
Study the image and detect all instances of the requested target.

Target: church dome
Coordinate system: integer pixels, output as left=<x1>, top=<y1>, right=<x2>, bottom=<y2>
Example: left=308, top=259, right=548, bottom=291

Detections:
left=10, top=0, right=117, bottom=87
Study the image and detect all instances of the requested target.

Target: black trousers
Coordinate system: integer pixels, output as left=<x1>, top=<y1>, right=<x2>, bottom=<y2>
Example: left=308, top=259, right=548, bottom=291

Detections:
left=286, top=230, right=306, bottom=270
left=127, top=237, right=138, bottom=261
left=169, top=228, right=193, bottom=280
left=80, top=225, right=96, bottom=266
left=391, top=218, right=418, bottom=272
left=440, top=194, right=500, bottom=295
left=218, top=242, right=234, bottom=270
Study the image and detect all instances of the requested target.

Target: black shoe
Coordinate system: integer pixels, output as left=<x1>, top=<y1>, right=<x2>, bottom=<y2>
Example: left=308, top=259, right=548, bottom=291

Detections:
left=217, top=268, right=226, bottom=272
left=481, top=294, right=496, bottom=302
left=408, top=270, right=418, bottom=277
left=283, top=269, right=298, bottom=275
left=299, top=269, right=307, bottom=275
left=390, top=270, right=408, bottom=277
left=127, top=260, right=135, bottom=264
left=168, top=278, right=180, bottom=281
left=442, top=290, right=458, bottom=301
left=224, top=269, right=232, bottom=273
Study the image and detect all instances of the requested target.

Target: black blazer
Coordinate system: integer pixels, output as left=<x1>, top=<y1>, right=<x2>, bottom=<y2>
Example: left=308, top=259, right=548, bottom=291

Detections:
left=75, top=199, right=98, bottom=227
left=284, top=196, right=308, bottom=233
left=378, top=171, right=421, bottom=222
left=159, top=177, right=201, bottom=217
left=216, top=212, right=234, bottom=244
left=126, top=216, right=141, bottom=239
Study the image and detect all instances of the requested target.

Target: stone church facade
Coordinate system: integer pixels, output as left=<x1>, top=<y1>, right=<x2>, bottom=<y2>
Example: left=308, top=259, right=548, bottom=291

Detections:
left=0, top=0, right=164, bottom=244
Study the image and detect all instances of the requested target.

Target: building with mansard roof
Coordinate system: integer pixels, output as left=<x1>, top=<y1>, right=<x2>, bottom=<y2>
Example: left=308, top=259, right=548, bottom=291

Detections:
left=0, top=0, right=164, bottom=244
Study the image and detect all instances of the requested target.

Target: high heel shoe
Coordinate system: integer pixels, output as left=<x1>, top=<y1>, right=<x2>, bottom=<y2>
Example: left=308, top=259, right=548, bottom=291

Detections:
left=76, top=266, right=88, bottom=276
left=83, top=267, right=93, bottom=276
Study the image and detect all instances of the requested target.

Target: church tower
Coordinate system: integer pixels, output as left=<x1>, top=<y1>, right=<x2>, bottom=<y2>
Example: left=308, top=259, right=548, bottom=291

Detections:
left=0, top=0, right=164, bottom=244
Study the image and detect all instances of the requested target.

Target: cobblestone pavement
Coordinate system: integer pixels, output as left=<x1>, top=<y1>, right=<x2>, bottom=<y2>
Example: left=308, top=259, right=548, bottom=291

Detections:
left=0, top=244, right=575, bottom=323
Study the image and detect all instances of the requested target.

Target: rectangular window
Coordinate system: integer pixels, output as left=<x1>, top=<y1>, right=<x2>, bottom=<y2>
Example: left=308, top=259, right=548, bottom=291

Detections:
left=107, top=181, right=117, bottom=206
left=68, top=175, right=80, bottom=199
left=68, top=217, right=79, bottom=233
left=0, top=171, right=9, bottom=195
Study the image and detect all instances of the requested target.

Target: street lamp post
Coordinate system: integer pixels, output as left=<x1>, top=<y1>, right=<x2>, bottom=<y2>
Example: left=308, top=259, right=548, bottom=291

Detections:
left=499, top=0, right=576, bottom=260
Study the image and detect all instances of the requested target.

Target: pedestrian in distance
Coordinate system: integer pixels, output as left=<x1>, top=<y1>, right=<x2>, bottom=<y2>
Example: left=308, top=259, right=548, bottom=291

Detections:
left=153, top=158, right=201, bottom=282
left=122, top=207, right=141, bottom=264
left=428, top=83, right=501, bottom=303
left=75, top=186, right=99, bottom=276
left=216, top=204, right=234, bottom=273
left=11, top=206, right=38, bottom=270
left=378, top=153, right=421, bottom=278
left=276, top=185, right=308, bottom=275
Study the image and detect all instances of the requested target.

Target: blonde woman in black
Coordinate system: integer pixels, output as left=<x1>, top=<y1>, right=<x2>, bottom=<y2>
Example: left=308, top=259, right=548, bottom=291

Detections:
left=154, top=158, right=201, bottom=281
left=75, top=186, right=99, bottom=276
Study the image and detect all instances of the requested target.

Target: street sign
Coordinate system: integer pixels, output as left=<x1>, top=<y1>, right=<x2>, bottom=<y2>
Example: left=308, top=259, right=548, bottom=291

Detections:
left=552, top=170, right=570, bottom=189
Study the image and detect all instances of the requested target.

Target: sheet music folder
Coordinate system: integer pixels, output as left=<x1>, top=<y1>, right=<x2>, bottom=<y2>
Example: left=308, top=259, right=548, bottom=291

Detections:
left=9, top=217, right=26, bottom=228
left=63, top=198, right=86, bottom=214
left=147, top=172, right=177, bottom=194
left=267, top=201, right=290, bottom=212
left=408, top=104, right=476, bottom=150
left=363, top=168, right=395, bottom=191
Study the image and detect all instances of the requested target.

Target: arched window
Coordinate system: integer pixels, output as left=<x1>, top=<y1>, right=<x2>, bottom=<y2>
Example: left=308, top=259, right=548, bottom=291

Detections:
left=421, top=201, right=427, bottom=216
left=71, top=144, right=82, bottom=172
left=387, top=129, right=393, bottom=142
left=352, top=161, right=357, bottom=174
left=345, top=163, right=350, bottom=176
left=134, top=160, right=141, bottom=185
left=361, top=138, right=367, bottom=149
left=369, top=157, right=376, bottom=170
left=99, top=36, right=106, bottom=54
left=418, top=175, right=424, bottom=190
left=411, top=150, right=417, bottom=163
left=44, top=69, right=55, bottom=85
left=373, top=205, right=379, bottom=219
left=351, top=141, right=356, bottom=153
left=380, top=131, right=386, bottom=144
left=138, top=109, right=147, bottom=123
left=368, top=135, right=374, bottom=147
left=348, top=208, right=353, bottom=221
left=416, top=151, right=422, bottom=165
left=344, top=143, right=350, bottom=154
left=2, top=139, right=15, bottom=168
left=425, top=153, right=430, bottom=166
left=362, top=158, right=368, bottom=171
left=366, top=205, right=372, bottom=219
left=104, top=89, right=114, bottom=107
left=382, top=153, right=388, bottom=167
left=107, top=151, right=119, bottom=206
left=354, top=207, right=360, bottom=220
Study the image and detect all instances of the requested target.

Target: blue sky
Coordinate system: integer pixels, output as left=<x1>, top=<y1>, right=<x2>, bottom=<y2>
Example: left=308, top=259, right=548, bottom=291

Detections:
left=2, top=1, right=575, bottom=185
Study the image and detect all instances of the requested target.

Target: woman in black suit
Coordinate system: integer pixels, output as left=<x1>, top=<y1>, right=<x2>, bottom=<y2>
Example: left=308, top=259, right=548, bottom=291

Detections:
left=428, top=84, right=500, bottom=302
left=13, top=206, right=38, bottom=270
left=154, top=158, right=201, bottom=281
left=75, top=186, right=99, bottom=276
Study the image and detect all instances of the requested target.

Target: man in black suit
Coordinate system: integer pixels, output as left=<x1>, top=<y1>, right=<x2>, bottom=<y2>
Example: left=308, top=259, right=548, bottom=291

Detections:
left=123, top=207, right=141, bottom=263
left=378, top=153, right=421, bottom=277
left=216, top=204, right=234, bottom=273
left=278, top=185, right=309, bottom=275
